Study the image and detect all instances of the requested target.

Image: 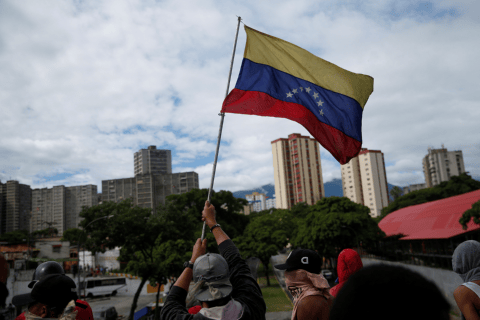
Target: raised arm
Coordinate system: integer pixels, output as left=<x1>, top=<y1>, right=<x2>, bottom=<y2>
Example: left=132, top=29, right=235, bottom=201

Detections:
left=202, top=201, right=229, bottom=245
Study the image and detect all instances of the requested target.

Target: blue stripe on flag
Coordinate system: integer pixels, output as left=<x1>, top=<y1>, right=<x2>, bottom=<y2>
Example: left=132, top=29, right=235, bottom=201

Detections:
left=234, top=59, right=364, bottom=142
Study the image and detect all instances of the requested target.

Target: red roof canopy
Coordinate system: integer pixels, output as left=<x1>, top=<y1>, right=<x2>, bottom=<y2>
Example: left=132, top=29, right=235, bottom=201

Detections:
left=378, top=190, right=480, bottom=240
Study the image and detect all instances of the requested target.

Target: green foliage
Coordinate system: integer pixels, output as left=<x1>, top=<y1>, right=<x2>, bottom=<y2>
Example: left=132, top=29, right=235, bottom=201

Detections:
left=31, top=227, right=58, bottom=238
left=164, top=188, right=249, bottom=254
left=459, top=200, right=480, bottom=230
left=290, top=197, right=385, bottom=259
left=380, top=173, right=480, bottom=220
left=60, top=228, right=85, bottom=245
left=390, top=186, right=403, bottom=201
left=0, top=229, right=29, bottom=244
left=234, top=209, right=295, bottom=286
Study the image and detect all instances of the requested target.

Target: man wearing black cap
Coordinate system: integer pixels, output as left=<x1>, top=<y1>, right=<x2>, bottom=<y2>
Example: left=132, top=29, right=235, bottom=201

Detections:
left=12, top=274, right=78, bottom=320
left=14, top=262, right=93, bottom=320
left=160, top=200, right=266, bottom=320
left=274, top=248, right=333, bottom=320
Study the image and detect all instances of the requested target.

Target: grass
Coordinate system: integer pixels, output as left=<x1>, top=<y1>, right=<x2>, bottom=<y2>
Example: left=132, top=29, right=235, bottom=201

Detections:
left=257, top=267, right=293, bottom=313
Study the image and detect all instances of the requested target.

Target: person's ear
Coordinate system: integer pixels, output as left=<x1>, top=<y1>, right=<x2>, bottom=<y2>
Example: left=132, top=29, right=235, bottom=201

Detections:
left=39, top=305, right=49, bottom=318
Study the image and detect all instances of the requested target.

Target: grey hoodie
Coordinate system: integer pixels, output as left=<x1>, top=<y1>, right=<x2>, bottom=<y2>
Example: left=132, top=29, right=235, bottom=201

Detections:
left=452, top=240, right=480, bottom=283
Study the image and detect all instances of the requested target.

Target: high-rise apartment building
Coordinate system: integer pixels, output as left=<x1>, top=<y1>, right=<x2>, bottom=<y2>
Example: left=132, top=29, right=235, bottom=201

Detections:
left=341, top=148, right=389, bottom=218
left=422, top=145, right=465, bottom=188
left=245, top=192, right=266, bottom=212
left=266, top=195, right=276, bottom=210
left=272, top=133, right=325, bottom=209
left=102, top=172, right=199, bottom=213
left=134, top=146, right=172, bottom=177
left=31, top=184, right=98, bottom=236
left=0, top=180, right=32, bottom=234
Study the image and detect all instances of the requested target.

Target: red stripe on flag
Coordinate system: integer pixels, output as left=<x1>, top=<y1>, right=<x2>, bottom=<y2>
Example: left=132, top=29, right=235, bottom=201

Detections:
left=222, top=89, right=362, bottom=164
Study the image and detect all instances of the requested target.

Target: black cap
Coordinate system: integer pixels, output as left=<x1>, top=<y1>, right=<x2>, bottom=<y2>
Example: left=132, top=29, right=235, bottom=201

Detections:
left=13, top=274, right=77, bottom=309
left=28, top=261, right=65, bottom=289
left=274, top=248, right=322, bottom=274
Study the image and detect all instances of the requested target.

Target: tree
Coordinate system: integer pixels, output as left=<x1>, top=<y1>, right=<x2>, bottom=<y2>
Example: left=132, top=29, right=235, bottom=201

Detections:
left=390, top=186, right=403, bottom=201
left=459, top=200, right=480, bottom=230
left=234, top=209, right=295, bottom=286
left=164, top=188, right=249, bottom=254
left=380, top=173, right=480, bottom=220
left=0, top=230, right=29, bottom=244
left=290, top=197, right=385, bottom=260
left=79, top=198, right=196, bottom=320
left=60, top=228, right=84, bottom=245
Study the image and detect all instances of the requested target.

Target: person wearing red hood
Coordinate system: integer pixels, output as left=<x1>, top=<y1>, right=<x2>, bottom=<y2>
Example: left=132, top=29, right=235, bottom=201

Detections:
left=329, top=249, right=363, bottom=297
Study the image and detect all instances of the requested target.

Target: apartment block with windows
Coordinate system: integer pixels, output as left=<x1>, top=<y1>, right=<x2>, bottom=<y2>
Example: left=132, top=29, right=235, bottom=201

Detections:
left=403, top=183, right=427, bottom=195
left=102, top=172, right=199, bottom=214
left=32, top=184, right=98, bottom=236
left=266, top=195, right=276, bottom=209
left=422, top=145, right=465, bottom=188
left=341, top=148, right=389, bottom=218
left=134, top=146, right=172, bottom=177
left=0, top=180, right=32, bottom=234
left=246, top=192, right=266, bottom=212
left=272, top=133, right=325, bottom=209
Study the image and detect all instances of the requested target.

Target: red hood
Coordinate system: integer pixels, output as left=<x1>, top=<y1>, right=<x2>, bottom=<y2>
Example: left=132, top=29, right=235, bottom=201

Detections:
left=337, top=248, right=363, bottom=283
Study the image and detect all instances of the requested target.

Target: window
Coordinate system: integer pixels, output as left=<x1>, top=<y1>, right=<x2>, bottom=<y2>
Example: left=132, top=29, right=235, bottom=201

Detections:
left=52, top=246, right=61, bottom=253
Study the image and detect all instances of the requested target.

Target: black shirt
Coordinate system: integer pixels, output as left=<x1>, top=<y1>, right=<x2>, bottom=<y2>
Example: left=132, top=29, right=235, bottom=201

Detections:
left=160, top=239, right=266, bottom=320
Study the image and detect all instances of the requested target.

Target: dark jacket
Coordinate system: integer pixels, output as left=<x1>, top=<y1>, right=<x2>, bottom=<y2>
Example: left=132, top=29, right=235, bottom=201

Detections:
left=160, top=239, right=266, bottom=320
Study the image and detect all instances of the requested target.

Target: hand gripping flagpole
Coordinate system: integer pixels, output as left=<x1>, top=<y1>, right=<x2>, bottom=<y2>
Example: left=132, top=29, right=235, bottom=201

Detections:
left=202, top=16, right=242, bottom=241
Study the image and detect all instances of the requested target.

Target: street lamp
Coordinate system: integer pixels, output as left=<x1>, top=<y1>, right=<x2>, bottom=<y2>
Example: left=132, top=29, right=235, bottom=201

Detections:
left=341, top=225, right=360, bottom=253
left=77, top=215, right=113, bottom=297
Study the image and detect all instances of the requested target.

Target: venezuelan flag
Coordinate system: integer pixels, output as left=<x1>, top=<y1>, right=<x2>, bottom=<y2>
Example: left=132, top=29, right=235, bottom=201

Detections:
left=222, top=26, right=374, bottom=165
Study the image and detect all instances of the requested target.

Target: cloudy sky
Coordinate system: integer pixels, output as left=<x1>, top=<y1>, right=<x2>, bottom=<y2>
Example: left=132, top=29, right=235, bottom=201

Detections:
left=1, top=0, right=479, bottom=194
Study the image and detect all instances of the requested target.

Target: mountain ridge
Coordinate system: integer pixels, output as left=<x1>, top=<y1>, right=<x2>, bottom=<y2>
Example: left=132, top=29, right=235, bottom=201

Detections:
left=232, top=179, right=402, bottom=201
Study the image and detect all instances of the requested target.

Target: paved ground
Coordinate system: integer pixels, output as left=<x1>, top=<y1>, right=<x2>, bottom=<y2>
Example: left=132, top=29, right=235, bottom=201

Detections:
left=266, top=310, right=292, bottom=320
left=85, top=294, right=161, bottom=318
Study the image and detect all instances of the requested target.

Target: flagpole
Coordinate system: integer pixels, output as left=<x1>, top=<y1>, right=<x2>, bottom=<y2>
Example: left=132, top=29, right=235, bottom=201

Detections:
left=202, top=16, right=242, bottom=241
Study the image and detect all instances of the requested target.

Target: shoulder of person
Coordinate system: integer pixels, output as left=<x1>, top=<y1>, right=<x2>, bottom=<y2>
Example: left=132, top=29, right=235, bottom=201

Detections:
left=297, top=296, right=329, bottom=320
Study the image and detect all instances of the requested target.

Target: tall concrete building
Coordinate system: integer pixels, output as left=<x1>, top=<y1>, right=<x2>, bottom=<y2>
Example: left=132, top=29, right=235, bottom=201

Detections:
left=0, top=180, right=32, bottom=234
left=423, top=145, right=465, bottom=188
left=134, top=146, right=172, bottom=176
left=266, top=194, right=276, bottom=210
left=272, top=133, right=325, bottom=209
left=245, top=192, right=266, bottom=212
left=102, top=172, right=199, bottom=213
left=341, top=148, right=389, bottom=218
left=31, top=184, right=98, bottom=236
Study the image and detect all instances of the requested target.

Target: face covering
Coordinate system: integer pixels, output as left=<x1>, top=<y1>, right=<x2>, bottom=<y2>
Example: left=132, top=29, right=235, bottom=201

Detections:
left=24, top=300, right=78, bottom=320
left=285, top=269, right=332, bottom=320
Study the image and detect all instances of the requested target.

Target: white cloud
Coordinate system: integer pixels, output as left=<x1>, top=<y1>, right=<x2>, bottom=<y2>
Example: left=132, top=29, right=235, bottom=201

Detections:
left=0, top=0, right=479, bottom=196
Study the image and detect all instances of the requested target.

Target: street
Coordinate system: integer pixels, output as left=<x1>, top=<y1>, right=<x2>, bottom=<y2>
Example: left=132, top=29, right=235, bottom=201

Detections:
left=85, top=294, right=160, bottom=318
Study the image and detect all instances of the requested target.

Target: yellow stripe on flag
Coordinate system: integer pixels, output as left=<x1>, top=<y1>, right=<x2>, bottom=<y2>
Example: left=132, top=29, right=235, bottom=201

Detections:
left=244, top=26, right=374, bottom=109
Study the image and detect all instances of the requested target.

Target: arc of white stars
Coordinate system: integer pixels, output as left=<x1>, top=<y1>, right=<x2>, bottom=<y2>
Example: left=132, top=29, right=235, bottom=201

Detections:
left=313, top=92, right=319, bottom=99
left=292, top=89, right=298, bottom=94
left=305, top=87, right=311, bottom=93
left=286, top=92, right=293, bottom=98
left=319, top=109, right=324, bottom=116
left=317, top=99, right=324, bottom=107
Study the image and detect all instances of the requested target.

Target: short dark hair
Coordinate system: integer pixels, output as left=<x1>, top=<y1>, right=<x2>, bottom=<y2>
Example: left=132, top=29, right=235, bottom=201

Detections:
left=329, top=264, right=451, bottom=320
left=202, top=294, right=231, bottom=308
